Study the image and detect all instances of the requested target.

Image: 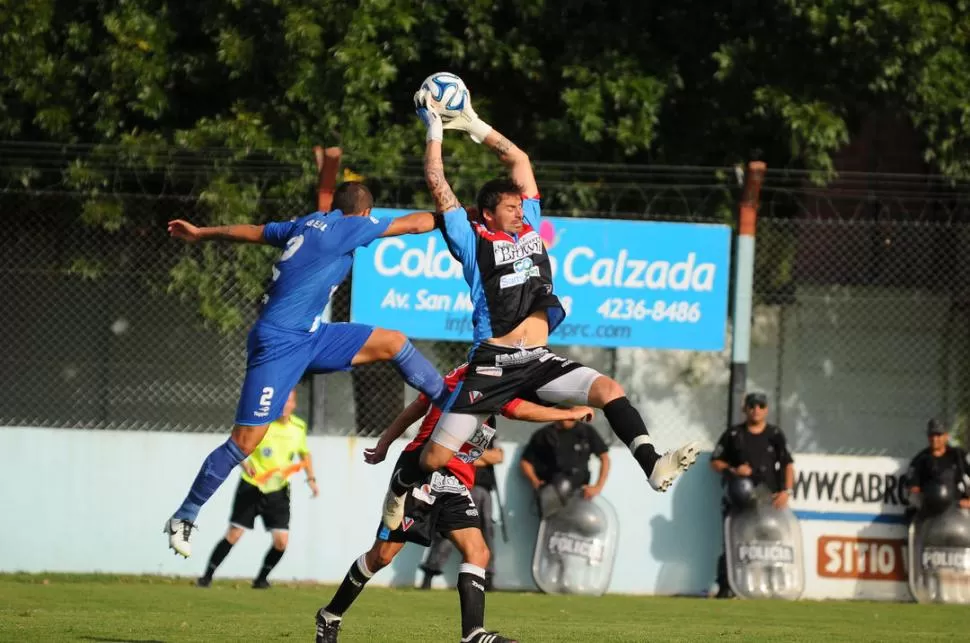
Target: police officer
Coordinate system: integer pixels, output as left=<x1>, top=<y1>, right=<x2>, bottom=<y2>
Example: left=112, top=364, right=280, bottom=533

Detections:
left=520, top=418, right=611, bottom=516
left=906, top=419, right=970, bottom=513
left=710, top=392, right=794, bottom=598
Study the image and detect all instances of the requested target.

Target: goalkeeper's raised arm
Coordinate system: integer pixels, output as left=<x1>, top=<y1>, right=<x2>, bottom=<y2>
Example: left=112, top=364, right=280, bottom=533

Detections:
left=416, top=87, right=537, bottom=211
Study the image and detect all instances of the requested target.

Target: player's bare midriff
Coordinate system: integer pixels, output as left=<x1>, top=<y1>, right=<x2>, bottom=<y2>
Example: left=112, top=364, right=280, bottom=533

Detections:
left=486, top=310, right=549, bottom=348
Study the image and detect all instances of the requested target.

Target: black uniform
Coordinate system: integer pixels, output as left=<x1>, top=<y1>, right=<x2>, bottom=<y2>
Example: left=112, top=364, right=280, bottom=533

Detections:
left=906, top=446, right=970, bottom=499
left=521, top=422, right=609, bottom=489
left=711, top=423, right=793, bottom=494
left=436, top=199, right=590, bottom=418
left=711, top=422, right=794, bottom=593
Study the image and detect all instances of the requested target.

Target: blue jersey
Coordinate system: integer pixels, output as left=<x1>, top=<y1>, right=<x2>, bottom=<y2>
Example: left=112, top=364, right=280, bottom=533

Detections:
left=437, top=196, right=565, bottom=342
left=259, top=210, right=392, bottom=332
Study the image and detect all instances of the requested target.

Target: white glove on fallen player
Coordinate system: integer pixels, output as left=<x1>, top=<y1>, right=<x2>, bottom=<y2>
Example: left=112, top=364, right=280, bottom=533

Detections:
left=414, top=87, right=492, bottom=144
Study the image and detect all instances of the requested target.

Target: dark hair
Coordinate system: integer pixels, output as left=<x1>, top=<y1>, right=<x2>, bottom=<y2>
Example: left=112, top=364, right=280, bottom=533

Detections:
left=476, top=177, right=523, bottom=215
left=332, top=181, right=374, bottom=215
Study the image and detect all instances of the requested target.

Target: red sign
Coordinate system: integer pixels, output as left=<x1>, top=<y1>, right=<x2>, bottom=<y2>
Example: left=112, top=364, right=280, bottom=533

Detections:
left=817, top=536, right=907, bottom=581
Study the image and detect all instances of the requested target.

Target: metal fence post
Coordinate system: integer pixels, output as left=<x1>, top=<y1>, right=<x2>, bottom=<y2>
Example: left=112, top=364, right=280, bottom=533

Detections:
left=727, top=161, right=766, bottom=425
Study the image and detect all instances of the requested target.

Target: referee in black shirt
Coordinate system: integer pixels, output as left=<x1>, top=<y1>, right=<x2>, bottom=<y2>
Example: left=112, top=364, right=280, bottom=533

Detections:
left=710, top=392, right=794, bottom=598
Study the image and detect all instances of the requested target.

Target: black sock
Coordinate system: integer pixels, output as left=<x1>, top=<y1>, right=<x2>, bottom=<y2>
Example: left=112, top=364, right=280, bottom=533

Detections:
left=457, top=564, right=487, bottom=637
left=325, top=555, right=375, bottom=618
left=203, top=538, right=233, bottom=579
left=603, top=397, right=659, bottom=475
left=255, top=546, right=285, bottom=583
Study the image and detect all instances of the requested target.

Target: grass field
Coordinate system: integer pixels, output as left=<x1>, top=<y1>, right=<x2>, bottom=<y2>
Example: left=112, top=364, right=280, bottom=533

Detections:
left=2, top=573, right=969, bottom=642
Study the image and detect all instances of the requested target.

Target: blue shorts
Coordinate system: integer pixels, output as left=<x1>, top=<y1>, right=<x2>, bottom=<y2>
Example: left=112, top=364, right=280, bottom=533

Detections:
left=234, top=320, right=374, bottom=426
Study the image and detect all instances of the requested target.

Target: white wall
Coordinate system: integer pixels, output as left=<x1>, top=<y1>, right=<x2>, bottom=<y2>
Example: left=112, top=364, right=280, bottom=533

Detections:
left=1, top=428, right=722, bottom=595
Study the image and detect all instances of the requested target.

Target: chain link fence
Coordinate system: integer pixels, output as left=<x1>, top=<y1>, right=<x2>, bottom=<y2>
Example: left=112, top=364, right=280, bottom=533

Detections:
left=2, top=151, right=969, bottom=457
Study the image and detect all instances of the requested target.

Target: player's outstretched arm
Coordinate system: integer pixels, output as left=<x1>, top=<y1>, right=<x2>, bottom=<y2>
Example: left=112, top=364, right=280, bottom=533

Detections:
left=482, top=129, right=538, bottom=197
left=380, top=211, right=436, bottom=237
left=505, top=401, right=595, bottom=424
left=167, top=220, right=266, bottom=244
left=363, top=396, right=432, bottom=465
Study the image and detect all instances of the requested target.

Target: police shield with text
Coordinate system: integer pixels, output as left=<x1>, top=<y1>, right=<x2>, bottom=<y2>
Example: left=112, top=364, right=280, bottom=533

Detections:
left=906, top=419, right=970, bottom=604
left=531, top=494, right=619, bottom=596
left=711, top=392, right=803, bottom=599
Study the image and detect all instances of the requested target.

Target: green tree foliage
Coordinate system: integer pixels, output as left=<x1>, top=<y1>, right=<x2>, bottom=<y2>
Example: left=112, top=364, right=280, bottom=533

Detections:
left=3, top=0, right=969, bottom=327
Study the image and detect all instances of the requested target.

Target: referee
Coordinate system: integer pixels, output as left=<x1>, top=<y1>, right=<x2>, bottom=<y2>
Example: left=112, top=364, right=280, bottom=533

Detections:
left=197, top=389, right=318, bottom=588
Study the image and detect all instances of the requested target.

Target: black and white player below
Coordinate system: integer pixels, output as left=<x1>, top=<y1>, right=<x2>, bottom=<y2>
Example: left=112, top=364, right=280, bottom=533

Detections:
left=315, top=363, right=594, bottom=643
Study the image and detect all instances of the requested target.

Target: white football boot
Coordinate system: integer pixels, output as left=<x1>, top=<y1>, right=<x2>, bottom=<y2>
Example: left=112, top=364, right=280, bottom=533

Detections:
left=648, top=441, right=701, bottom=492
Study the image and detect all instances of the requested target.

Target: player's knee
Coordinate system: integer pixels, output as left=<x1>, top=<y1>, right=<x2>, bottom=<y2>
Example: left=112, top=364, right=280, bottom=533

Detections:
left=226, top=528, right=244, bottom=544
left=589, top=375, right=625, bottom=407
left=379, top=329, right=408, bottom=360
left=367, top=545, right=396, bottom=570
left=230, top=425, right=265, bottom=455
left=462, top=541, right=490, bottom=568
left=273, top=532, right=288, bottom=550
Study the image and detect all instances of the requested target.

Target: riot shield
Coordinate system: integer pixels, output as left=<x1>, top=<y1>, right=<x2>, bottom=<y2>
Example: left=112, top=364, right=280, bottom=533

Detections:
left=531, top=495, right=619, bottom=596
left=724, top=495, right=804, bottom=600
left=908, top=506, right=970, bottom=604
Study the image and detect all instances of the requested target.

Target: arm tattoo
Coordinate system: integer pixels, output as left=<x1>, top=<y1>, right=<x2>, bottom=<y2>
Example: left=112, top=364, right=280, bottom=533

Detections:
left=489, top=133, right=515, bottom=160
left=425, top=149, right=460, bottom=213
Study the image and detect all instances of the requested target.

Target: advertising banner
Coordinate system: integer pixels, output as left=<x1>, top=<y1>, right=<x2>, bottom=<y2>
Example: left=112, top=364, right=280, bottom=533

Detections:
left=351, top=210, right=731, bottom=350
left=790, top=454, right=911, bottom=601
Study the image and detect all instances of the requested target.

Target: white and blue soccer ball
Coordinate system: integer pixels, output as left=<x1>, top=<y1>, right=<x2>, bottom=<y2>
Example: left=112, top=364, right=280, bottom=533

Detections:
left=417, top=72, right=469, bottom=123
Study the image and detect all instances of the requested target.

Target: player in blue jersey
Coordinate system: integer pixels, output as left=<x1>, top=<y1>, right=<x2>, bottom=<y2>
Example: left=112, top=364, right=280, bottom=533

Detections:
left=163, top=182, right=445, bottom=557
left=380, top=89, right=701, bottom=529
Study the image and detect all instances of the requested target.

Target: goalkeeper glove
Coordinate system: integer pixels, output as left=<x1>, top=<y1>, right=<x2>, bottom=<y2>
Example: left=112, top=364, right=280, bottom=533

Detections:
left=414, top=87, right=492, bottom=144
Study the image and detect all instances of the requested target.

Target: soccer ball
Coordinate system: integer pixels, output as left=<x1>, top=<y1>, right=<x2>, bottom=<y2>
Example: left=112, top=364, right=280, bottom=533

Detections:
left=416, top=72, right=469, bottom=123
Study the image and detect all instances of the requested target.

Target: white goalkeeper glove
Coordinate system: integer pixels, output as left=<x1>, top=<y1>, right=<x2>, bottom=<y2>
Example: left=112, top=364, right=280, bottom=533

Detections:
left=414, top=91, right=444, bottom=143
left=414, top=88, right=493, bottom=144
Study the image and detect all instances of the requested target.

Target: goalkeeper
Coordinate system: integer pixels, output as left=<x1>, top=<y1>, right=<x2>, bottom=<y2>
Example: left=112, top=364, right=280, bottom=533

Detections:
left=381, top=80, right=701, bottom=529
left=196, top=389, right=318, bottom=589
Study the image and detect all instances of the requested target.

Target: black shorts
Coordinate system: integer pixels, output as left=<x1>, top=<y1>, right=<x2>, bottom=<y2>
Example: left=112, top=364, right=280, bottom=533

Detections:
left=446, top=343, right=588, bottom=414
left=377, top=454, right=480, bottom=547
left=229, top=479, right=291, bottom=531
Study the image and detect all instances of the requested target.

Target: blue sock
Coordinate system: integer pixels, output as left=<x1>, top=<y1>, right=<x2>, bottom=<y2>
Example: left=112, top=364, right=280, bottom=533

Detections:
left=173, top=439, right=247, bottom=522
left=390, top=341, right=448, bottom=407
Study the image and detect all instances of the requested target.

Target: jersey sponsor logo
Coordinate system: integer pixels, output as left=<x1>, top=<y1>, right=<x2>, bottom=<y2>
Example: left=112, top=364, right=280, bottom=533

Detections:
left=817, top=536, right=907, bottom=581
left=468, top=390, right=483, bottom=404
left=492, top=231, right=545, bottom=266
left=401, top=516, right=415, bottom=532
left=922, top=547, right=970, bottom=572
left=428, top=471, right=469, bottom=495
left=499, top=266, right=540, bottom=289
left=493, top=347, right=547, bottom=366
left=737, top=541, right=795, bottom=564
left=547, top=530, right=605, bottom=565
left=412, top=486, right=436, bottom=505
left=474, top=366, right=503, bottom=377
left=456, top=425, right=496, bottom=464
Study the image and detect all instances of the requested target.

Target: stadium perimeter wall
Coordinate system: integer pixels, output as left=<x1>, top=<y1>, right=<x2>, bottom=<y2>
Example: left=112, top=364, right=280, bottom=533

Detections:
left=1, top=428, right=910, bottom=600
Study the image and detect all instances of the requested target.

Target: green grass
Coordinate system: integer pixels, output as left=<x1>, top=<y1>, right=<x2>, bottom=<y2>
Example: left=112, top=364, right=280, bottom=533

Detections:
left=2, top=573, right=969, bottom=642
